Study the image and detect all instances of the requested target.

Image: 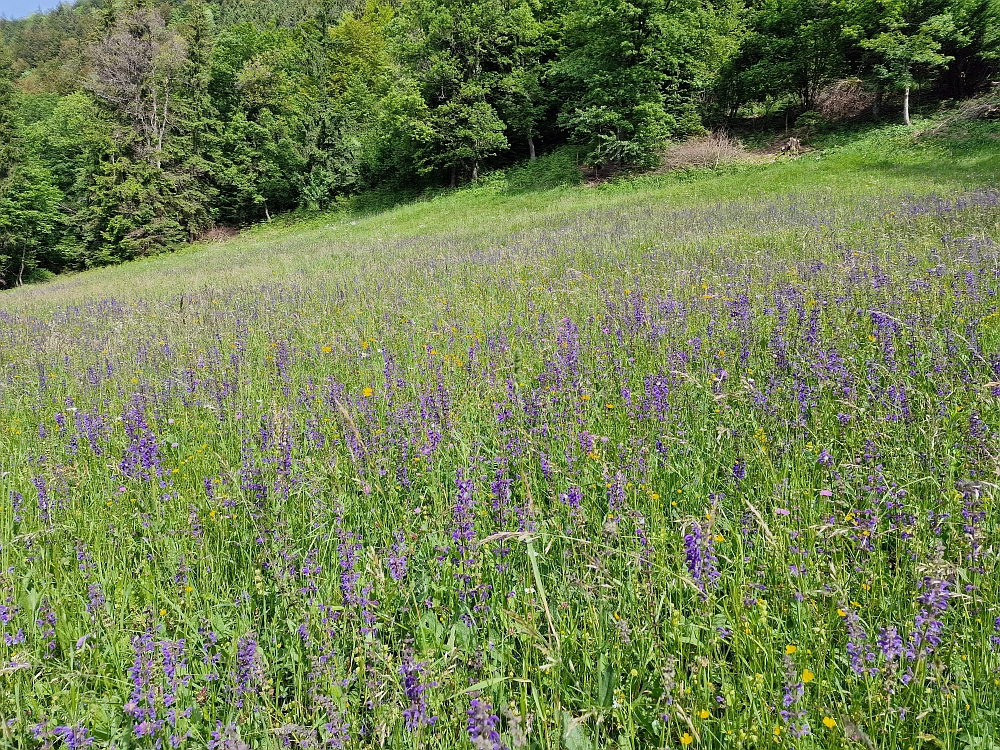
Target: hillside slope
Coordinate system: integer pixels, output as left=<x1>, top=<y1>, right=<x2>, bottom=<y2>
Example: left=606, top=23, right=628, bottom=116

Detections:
left=4, top=120, right=999, bottom=308
left=0, top=121, right=998, bottom=749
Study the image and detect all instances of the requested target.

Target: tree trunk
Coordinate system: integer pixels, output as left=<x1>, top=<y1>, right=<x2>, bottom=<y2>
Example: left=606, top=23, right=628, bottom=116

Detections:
left=450, top=166, right=457, bottom=188
left=527, top=135, right=536, bottom=161
left=903, top=86, right=911, bottom=126
left=264, top=202, right=271, bottom=221
left=17, top=249, right=25, bottom=287
left=471, top=159, right=478, bottom=183
left=156, top=83, right=170, bottom=170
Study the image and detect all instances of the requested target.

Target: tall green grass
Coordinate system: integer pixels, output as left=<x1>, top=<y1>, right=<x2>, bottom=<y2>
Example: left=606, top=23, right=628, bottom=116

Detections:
left=0, top=118, right=998, bottom=750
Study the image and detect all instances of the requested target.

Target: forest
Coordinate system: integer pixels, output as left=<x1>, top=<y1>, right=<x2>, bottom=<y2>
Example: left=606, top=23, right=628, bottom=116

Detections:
left=0, top=0, right=997, bottom=284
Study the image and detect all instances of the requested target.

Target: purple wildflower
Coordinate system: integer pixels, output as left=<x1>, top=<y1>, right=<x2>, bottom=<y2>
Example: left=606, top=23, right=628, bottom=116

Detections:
left=387, top=530, right=409, bottom=582
left=683, top=520, right=720, bottom=595
left=400, top=654, right=437, bottom=730
left=32, top=723, right=93, bottom=750
left=36, top=598, right=57, bottom=657
left=467, top=698, right=506, bottom=750
left=906, top=577, right=950, bottom=662
left=86, top=584, right=105, bottom=619
left=208, top=723, right=249, bottom=750
left=607, top=472, right=626, bottom=519
left=558, top=486, right=583, bottom=519
left=842, top=606, right=878, bottom=676
left=32, top=477, right=55, bottom=526
left=230, top=634, right=263, bottom=708
left=10, top=491, right=23, bottom=523
left=125, top=629, right=162, bottom=739
left=119, top=396, right=163, bottom=481
left=878, top=626, right=904, bottom=661
left=778, top=654, right=809, bottom=737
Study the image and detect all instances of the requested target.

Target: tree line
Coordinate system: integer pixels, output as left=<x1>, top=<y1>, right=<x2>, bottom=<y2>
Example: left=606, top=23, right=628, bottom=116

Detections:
left=0, top=0, right=997, bottom=284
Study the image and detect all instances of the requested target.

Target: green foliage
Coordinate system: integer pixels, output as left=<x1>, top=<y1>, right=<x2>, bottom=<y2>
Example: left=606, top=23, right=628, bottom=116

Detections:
left=0, top=44, right=20, bottom=176
left=0, top=0, right=995, bottom=280
left=716, top=0, right=847, bottom=112
left=392, top=0, right=546, bottom=181
left=938, top=0, right=1000, bottom=95
left=715, top=0, right=1000, bottom=118
left=853, top=2, right=958, bottom=90
left=0, top=44, right=63, bottom=285
left=553, top=0, right=730, bottom=168
left=0, top=162, right=63, bottom=286
left=501, top=145, right=583, bottom=191
left=216, top=110, right=303, bottom=221
left=301, top=0, right=396, bottom=207
left=79, top=158, right=200, bottom=265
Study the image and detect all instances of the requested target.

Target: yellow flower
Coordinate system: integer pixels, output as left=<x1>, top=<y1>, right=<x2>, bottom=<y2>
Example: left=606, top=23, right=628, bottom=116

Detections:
left=321, top=345, right=332, bottom=353
left=802, top=669, right=814, bottom=683
left=785, top=644, right=797, bottom=655
left=605, top=403, right=615, bottom=409
left=698, top=709, right=709, bottom=719
left=822, top=717, right=836, bottom=729
left=159, top=609, right=167, bottom=617
left=363, top=387, right=374, bottom=397
left=680, top=733, right=693, bottom=746
left=581, top=394, right=591, bottom=401
left=837, top=608, right=847, bottom=618
left=185, top=586, right=193, bottom=593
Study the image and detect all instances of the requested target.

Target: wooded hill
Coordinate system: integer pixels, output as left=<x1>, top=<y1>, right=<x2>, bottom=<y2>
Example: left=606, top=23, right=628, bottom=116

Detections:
left=0, top=0, right=997, bottom=284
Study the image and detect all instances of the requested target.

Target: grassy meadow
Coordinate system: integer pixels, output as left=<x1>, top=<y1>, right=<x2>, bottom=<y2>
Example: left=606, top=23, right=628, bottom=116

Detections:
left=1, top=118, right=1000, bottom=749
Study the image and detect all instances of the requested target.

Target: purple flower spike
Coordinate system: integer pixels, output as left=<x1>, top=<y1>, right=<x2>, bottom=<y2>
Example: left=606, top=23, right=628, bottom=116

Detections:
left=467, top=698, right=506, bottom=750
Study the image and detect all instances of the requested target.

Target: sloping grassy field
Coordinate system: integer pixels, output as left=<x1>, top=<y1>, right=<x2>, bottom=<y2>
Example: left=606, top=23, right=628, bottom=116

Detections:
left=1, top=120, right=999, bottom=749
left=7, top=121, right=999, bottom=305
